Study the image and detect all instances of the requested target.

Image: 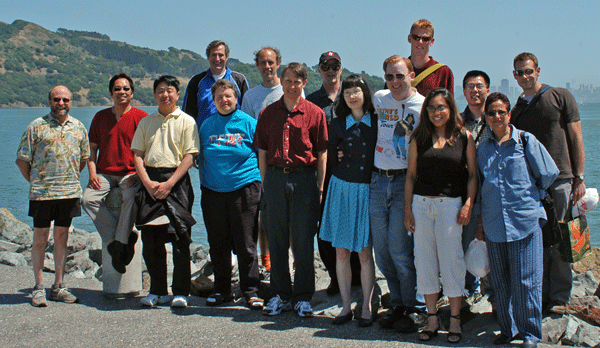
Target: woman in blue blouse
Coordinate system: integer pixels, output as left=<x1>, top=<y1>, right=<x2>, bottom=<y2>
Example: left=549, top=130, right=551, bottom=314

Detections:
left=198, top=79, right=263, bottom=310
left=320, top=75, right=377, bottom=327
left=477, top=92, right=558, bottom=348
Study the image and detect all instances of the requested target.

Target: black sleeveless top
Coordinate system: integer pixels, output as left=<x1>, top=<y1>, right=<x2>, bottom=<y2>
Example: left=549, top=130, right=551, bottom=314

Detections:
left=414, top=131, right=468, bottom=199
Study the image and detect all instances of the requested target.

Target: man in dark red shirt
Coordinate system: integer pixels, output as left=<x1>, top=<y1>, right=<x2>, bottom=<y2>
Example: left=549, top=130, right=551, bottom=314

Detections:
left=254, top=63, right=328, bottom=318
left=82, top=73, right=147, bottom=274
left=407, top=19, right=454, bottom=97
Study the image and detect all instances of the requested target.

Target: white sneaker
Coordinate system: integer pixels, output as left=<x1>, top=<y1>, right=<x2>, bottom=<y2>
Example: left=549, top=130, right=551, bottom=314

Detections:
left=140, top=294, right=171, bottom=307
left=171, top=295, right=188, bottom=308
left=294, top=301, right=313, bottom=318
left=263, top=295, right=290, bottom=316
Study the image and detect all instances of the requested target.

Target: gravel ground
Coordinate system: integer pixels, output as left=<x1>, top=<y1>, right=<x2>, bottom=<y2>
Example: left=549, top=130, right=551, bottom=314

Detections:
left=0, top=264, right=554, bottom=348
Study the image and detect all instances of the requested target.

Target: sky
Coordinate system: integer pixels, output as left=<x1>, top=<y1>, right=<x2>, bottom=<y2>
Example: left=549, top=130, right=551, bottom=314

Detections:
left=2, top=0, right=600, bottom=91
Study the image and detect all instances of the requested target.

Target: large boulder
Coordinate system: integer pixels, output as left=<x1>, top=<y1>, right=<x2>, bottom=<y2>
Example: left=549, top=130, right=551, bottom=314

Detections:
left=0, top=208, right=33, bottom=248
left=0, top=251, right=28, bottom=267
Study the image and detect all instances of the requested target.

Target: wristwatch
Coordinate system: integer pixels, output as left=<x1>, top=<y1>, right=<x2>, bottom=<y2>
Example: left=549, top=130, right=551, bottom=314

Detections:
left=575, top=174, right=585, bottom=181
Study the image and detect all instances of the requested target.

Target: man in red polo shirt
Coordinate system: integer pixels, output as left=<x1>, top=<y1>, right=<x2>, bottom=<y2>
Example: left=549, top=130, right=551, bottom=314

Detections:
left=254, top=63, right=328, bottom=318
left=82, top=73, right=147, bottom=273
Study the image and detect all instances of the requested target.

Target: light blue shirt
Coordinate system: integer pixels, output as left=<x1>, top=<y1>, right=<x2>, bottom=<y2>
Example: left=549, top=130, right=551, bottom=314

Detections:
left=345, top=114, right=372, bottom=129
left=477, top=125, right=559, bottom=242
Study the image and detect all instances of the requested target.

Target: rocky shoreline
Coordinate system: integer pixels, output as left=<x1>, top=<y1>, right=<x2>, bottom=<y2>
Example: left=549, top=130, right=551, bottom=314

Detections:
left=1, top=206, right=600, bottom=347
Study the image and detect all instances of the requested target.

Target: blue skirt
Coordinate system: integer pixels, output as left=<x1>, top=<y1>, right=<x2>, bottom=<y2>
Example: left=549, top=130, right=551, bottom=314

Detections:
left=320, top=175, right=371, bottom=253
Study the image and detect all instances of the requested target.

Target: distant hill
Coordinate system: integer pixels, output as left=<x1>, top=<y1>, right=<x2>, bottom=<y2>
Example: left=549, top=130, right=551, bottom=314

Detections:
left=0, top=20, right=384, bottom=108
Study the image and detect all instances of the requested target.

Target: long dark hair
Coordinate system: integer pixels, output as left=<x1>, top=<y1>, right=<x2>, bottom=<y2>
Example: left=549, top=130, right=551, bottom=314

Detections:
left=333, top=74, right=375, bottom=117
left=411, top=88, right=463, bottom=147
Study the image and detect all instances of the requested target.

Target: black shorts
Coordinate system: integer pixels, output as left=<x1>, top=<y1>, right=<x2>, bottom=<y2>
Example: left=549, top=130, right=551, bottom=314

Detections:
left=28, top=198, right=81, bottom=228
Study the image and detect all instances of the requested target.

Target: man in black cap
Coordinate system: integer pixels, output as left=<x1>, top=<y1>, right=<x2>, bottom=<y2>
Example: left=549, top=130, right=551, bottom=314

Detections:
left=307, top=52, right=361, bottom=295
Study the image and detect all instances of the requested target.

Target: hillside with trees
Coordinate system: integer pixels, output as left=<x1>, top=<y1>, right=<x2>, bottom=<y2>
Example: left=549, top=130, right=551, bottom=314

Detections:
left=0, top=20, right=384, bottom=108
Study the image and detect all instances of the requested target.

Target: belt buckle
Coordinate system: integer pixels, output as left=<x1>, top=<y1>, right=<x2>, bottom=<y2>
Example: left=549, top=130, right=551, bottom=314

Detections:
left=283, top=167, right=292, bottom=174
left=385, top=169, right=395, bottom=177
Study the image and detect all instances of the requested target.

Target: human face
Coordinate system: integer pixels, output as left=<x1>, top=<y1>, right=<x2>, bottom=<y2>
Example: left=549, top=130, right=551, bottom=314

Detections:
left=343, top=87, right=364, bottom=114
left=318, top=58, right=342, bottom=87
left=110, top=78, right=133, bottom=106
left=485, top=100, right=511, bottom=138
left=48, top=86, right=72, bottom=119
left=427, top=95, right=451, bottom=129
left=513, top=59, right=540, bottom=92
left=385, top=61, right=414, bottom=101
left=256, top=49, right=280, bottom=82
left=281, top=70, right=307, bottom=101
left=463, top=76, right=489, bottom=108
left=209, top=44, right=228, bottom=75
left=408, top=27, right=434, bottom=56
left=213, top=86, right=238, bottom=115
left=154, top=82, right=179, bottom=114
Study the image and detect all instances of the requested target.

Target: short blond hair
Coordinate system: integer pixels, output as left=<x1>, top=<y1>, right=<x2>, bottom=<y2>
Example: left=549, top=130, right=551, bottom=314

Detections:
left=410, top=19, right=434, bottom=37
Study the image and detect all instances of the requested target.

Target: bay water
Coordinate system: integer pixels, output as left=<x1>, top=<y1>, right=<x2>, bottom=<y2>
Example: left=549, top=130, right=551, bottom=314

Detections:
left=2, top=104, right=599, bottom=248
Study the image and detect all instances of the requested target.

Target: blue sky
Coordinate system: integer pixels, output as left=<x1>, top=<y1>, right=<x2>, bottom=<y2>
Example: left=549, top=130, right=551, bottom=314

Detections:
left=3, top=0, right=600, bottom=90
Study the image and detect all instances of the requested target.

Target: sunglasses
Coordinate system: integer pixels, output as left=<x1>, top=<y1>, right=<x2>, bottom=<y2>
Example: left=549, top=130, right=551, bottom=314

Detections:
left=486, top=110, right=508, bottom=117
left=320, top=63, right=341, bottom=72
left=411, top=34, right=432, bottom=42
left=113, top=86, right=131, bottom=92
left=426, top=105, right=449, bottom=113
left=384, top=73, right=406, bottom=82
left=53, top=98, right=71, bottom=103
left=514, top=69, right=535, bottom=77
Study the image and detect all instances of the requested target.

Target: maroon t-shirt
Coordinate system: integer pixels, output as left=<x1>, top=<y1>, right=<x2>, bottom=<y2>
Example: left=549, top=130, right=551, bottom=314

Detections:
left=89, top=107, right=147, bottom=175
left=412, top=56, right=454, bottom=97
left=254, top=98, right=328, bottom=167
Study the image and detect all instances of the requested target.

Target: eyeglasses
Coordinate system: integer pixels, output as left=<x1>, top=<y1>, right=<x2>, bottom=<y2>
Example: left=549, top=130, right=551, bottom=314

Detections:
left=343, top=90, right=363, bottom=98
left=486, top=110, right=508, bottom=117
left=426, top=105, right=449, bottom=113
left=411, top=34, right=432, bottom=42
left=52, top=98, right=71, bottom=103
left=514, top=69, right=535, bottom=77
left=113, top=86, right=131, bottom=92
left=320, top=64, right=341, bottom=72
left=384, top=73, right=406, bottom=82
left=465, top=83, right=486, bottom=90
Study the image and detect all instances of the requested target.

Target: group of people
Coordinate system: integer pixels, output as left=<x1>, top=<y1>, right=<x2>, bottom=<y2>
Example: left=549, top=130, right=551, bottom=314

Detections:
left=16, top=18, right=586, bottom=348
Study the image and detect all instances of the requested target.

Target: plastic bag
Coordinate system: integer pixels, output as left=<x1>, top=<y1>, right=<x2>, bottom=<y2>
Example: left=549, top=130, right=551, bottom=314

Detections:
left=572, top=188, right=599, bottom=218
left=465, top=239, right=490, bottom=278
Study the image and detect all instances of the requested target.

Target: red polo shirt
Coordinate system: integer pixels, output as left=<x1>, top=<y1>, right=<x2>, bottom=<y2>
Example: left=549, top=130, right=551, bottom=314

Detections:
left=89, top=107, right=147, bottom=175
left=254, top=97, right=328, bottom=167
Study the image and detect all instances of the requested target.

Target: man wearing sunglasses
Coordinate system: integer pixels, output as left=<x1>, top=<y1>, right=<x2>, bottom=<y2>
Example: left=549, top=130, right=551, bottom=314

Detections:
left=510, top=52, right=586, bottom=316
left=372, top=55, right=426, bottom=333
left=16, top=86, right=90, bottom=307
left=82, top=73, right=148, bottom=274
left=407, top=19, right=454, bottom=97
left=307, top=51, right=361, bottom=296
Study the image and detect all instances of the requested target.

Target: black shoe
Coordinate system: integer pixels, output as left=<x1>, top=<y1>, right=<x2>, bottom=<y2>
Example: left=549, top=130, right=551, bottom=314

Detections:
left=123, top=232, right=138, bottom=266
left=378, top=306, right=406, bottom=329
left=522, top=338, right=538, bottom=348
left=206, top=292, right=233, bottom=306
left=332, top=311, right=353, bottom=325
left=418, top=313, right=439, bottom=341
left=325, top=280, right=340, bottom=296
left=357, top=317, right=373, bottom=327
left=107, top=241, right=126, bottom=274
left=394, top=307, right=426, bottom=333
left=494, top=333, right=520, bottom=345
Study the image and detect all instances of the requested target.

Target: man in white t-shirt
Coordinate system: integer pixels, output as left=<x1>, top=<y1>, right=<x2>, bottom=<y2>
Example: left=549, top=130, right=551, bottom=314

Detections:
left=371, top=55, right=426, bottom=332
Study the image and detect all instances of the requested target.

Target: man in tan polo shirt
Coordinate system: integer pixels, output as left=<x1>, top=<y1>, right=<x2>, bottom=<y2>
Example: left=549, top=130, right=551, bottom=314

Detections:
left=131, top=75, right=200, bottom=309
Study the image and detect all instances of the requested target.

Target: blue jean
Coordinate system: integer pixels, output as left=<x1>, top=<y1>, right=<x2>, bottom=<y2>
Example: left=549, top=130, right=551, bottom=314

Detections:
left=369, top=172, right=423, bottom=309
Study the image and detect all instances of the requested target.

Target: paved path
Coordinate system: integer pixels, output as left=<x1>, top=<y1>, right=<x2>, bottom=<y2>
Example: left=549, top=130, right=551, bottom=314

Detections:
left=0, top=264, right=554, bottom=348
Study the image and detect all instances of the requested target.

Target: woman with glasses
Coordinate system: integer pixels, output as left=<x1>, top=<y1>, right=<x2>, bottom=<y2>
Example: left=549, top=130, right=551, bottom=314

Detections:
left=198, top=79, right=263, bottom=310
left=404, top=88, right=477, bottom=343
left=319, top=75, right=377, bottom=327
left=477, top=93, right=558, bottom=348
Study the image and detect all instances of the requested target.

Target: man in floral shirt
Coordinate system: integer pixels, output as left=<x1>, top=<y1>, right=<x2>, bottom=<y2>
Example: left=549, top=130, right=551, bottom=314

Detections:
left=16, top=85, right=90, bottom=307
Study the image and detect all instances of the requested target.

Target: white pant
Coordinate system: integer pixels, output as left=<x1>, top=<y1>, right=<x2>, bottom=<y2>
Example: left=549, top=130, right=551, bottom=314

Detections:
left=412, top=195, right=466, bottom=297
